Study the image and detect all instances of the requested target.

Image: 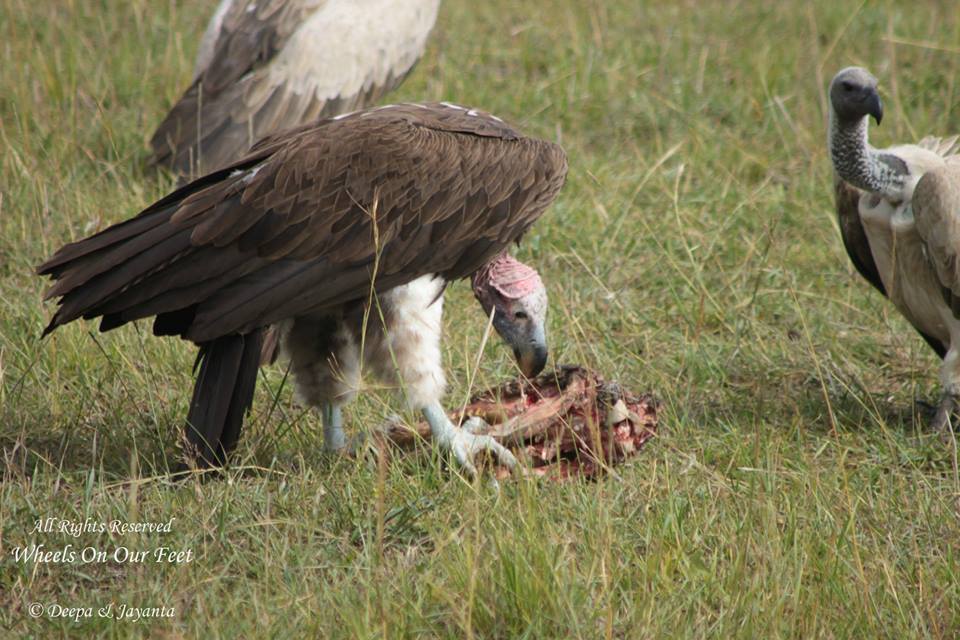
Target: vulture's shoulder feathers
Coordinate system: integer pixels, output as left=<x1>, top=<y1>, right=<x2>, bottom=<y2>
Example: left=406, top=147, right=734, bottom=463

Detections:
left=41, top=103, right=567, bottom=344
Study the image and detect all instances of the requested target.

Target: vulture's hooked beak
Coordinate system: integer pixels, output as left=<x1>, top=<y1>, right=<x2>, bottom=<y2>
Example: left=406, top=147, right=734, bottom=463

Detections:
left=513, top=324, right=548, bottom=378
left=866, top=90, right=883, bottom=125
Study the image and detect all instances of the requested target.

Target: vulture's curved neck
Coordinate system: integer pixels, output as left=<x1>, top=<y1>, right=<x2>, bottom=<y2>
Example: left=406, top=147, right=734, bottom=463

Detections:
left=829, top=112, right=906, bottom=198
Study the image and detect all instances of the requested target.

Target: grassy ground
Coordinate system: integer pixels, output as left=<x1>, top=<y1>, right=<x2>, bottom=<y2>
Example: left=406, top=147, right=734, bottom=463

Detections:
left=2, top=0, right=960, bottom=637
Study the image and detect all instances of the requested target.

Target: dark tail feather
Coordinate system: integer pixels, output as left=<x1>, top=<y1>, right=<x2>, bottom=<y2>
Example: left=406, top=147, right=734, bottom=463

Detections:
left=182, top=330, right=263, bottom=469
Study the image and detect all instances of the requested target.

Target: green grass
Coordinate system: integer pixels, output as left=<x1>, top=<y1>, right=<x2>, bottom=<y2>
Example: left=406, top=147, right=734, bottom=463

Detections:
left=3, top=0, right=960, bottom=637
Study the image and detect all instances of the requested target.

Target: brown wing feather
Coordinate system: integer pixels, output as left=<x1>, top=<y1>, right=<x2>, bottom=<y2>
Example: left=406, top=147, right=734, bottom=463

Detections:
left=835, top=177, right=887, bottom=297
left=41, top=103, right=568, bottom=344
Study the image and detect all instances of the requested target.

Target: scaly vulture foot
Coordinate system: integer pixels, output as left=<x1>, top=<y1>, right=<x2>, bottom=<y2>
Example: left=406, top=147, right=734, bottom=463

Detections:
left=930, top=391, right=960, bottom=436
left=422, top=402, right=518, bottom=477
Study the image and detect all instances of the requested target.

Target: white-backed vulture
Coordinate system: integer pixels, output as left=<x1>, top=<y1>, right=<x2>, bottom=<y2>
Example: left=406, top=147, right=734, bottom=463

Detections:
left=150, top=0, right=440, bottom=179
left=828, top=66, right=960, bottom=431
left=39, top=103, right=568, bottom=475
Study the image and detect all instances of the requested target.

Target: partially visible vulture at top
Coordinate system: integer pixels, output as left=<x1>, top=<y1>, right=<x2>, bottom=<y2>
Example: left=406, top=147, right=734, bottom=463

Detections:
left=149, top=0, right=441, bottom=179
left=828, top=66, right=960, bottom=432
left=39, top=102, right=568, bottom=476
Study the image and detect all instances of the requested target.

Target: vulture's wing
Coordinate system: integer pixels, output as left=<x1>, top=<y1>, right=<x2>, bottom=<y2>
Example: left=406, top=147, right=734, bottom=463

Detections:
left=149, top=0, right=440, bottom=178
left=834, top=175, right=948, bottom=357
left=913, top=165, right=960, bottom=318
left=194, top=0, right=324, bottom=93
left=41, top=103, right=568, bottom=345
left=835, top=176, right=887, bottom=297
left=193, top=0, right=236, bottom=79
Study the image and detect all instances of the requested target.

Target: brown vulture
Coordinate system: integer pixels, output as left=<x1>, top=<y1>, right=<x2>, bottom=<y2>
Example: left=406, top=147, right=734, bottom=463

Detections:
left=150, top=0, right=441, bottom=179
left=38, top=103, right=568, bottom=474
left=828, top=66, right=960, bottom=431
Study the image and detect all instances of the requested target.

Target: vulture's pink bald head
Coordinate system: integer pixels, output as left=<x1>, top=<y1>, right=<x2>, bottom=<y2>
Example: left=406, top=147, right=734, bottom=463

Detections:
left=472, top=254, right=544, bottom=299
left=472, top=254, right=548, bottom=377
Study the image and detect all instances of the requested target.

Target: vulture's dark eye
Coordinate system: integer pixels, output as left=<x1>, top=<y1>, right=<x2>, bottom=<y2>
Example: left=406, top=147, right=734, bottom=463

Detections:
left=841, top=81, right=855, bottom=92
left=514, top=311, right=528, bottom=320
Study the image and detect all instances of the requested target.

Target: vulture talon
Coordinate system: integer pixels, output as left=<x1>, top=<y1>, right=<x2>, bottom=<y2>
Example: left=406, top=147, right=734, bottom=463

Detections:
left=446, top=430, right=519, bottom=478
left=462, top=416, right=492, bottom=436
left=423, top=403, right=518, bottom=478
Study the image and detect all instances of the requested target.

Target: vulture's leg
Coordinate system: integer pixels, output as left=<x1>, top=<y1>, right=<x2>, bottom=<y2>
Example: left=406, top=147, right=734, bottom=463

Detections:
left=322, top=404, right=346, bottom=451
left=931, top=395, right=958, bottom=434
left=932, top=347, right=960, bottom=435
left=370, top=275, right=518, bottom=477
left=422, top=403, right=518, bottom=477
left=284, top=316, right=360, bottom=451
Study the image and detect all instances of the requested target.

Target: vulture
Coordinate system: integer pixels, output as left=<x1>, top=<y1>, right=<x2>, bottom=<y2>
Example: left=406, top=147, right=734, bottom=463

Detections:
left=828, top=66, right=960, bottom=431
left=39, top=103, right=568, bottom=475
left=150, top=0, right=441, bottom=178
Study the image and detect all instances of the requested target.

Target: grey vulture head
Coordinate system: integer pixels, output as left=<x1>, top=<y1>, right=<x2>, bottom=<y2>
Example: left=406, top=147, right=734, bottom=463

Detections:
left=39, top=102, right=568, bottom=474
left=829, top=66, right=883, bottom=126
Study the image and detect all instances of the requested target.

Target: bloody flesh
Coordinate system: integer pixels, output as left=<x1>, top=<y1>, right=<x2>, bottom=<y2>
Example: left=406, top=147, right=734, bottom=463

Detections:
left=379, top=365, right=659, bottom=480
